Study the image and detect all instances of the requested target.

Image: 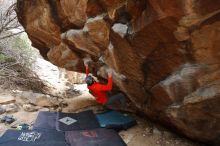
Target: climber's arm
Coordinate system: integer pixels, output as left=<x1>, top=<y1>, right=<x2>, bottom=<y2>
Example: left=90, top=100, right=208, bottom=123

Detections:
left=97, top=73, right=113, bottom=91
left=85, top=64, right=89, bottom=77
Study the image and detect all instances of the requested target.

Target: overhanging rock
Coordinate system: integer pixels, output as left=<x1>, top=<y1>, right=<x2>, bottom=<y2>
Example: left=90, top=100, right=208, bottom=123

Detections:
left=16, top=0, right=220, bottom=145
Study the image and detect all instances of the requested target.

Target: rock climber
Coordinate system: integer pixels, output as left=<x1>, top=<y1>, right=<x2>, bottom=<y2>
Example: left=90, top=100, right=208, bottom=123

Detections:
left=84, top=59, right=125, bottom=110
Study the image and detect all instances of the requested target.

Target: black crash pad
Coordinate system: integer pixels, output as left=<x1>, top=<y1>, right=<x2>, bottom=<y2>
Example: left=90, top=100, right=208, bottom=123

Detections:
left=65, top=128, right=127, bottom=146
left=0, top=129, right=66, bottom=146
left=56, top=110, right=100, bottom=131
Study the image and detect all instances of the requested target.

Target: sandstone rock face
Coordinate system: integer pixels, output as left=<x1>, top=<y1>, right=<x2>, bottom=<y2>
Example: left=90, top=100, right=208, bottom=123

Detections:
left=17, top=0, right=220, bottom=145
left=18, top=91, right=61, bottom=107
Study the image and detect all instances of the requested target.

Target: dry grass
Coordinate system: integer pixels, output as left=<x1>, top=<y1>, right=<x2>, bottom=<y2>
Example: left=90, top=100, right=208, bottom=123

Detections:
left=0, top=63, right=46, bottom=92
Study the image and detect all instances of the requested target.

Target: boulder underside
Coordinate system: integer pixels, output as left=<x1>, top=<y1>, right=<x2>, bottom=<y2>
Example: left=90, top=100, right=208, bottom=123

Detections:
left=17, top=0, right=220, bottom=145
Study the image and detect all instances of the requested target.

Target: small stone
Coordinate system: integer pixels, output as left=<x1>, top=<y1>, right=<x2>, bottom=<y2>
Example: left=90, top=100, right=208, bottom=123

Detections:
left=39, top=108, right=50, bottom=112
left=56, top=107, right=62, bottom=112
left=0, top=106, right=6, bottom=115
left=2, top=103, right=19, bottom=113
left=22, top=104, right=38, bottom=112
left=153, top=127, right=161, bottom=135
left=175, top=140, right=179, bottom=144
left=0, top=94, right=15, bottom=104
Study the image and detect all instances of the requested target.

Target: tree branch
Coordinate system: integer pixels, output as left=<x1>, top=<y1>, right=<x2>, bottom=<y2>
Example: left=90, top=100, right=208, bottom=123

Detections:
left=0, top=2, right=21, bottom=37
left=0, top=31, right=24, bottom=40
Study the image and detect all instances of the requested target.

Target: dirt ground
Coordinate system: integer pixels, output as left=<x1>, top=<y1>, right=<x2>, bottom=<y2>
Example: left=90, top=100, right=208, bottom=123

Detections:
left=0, top=87, right=205, bottom=146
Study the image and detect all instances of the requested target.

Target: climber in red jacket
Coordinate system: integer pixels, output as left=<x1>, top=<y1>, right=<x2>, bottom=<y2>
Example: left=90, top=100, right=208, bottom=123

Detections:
left=85, top=64, right=112, bottom=104
left=84, top=60, right=125, bottom=109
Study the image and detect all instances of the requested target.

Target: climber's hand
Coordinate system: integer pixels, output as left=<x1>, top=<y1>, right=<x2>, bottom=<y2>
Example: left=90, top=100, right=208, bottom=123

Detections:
left=108, top=72, right=112, bottom=78
left=85, top=64, right=88, bottom=69
left=107, top=68, right=113, bottom=78
left=83, top=57, right=92, bottom=67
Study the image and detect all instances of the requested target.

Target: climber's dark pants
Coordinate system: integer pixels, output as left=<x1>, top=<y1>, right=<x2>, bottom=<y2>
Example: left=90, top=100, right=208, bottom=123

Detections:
left=104, top=93, right=126, bottom=109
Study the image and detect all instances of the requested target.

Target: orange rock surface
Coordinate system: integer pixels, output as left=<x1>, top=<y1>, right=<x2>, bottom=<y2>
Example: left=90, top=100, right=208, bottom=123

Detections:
left=17, top=0, right=220, bottom=145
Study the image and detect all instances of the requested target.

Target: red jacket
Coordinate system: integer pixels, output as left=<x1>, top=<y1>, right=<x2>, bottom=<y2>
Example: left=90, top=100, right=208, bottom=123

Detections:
left=86, top=67, right=112, bottom=104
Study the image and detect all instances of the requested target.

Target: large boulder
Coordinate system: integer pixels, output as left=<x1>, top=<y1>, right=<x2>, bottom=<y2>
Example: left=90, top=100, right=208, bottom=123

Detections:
left=18, top=90, right=61, bottom=107
left=16, top=0, right=220, bottom=145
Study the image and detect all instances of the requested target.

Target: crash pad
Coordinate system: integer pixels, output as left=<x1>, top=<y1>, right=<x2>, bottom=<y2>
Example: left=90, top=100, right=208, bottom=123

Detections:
left=65, top=128, right=127, bottom=146
left=33, top=111, right=57, bottom=130
left=0, top=129, right=66, bottom=146
left=96, top=111, right=137, bottom=131
left=56, top=110, right=100, bottom=131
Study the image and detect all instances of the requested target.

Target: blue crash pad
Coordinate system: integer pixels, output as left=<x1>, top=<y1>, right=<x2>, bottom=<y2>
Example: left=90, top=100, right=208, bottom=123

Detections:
left=0, top=129, right=67, bottom=146
left=33, top=111, right=57, bottom=130
left=34, top=110, right=100, bottom=131
left=96, top=111, right=137, bottom=131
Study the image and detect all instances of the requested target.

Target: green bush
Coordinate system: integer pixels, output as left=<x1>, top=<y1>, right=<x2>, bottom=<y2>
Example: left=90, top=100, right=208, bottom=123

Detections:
left=0, top=53, right=6, bottom=61
left=14, top=34, right=38, bottom=65
left=0, top=33, right=39, bottom=67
